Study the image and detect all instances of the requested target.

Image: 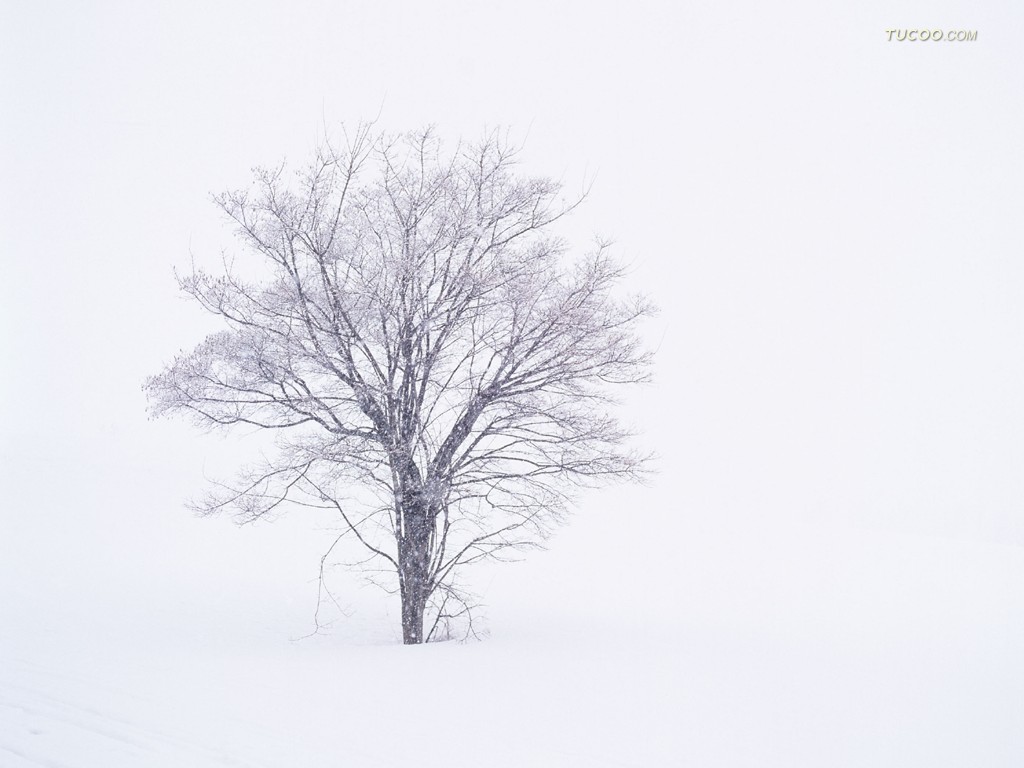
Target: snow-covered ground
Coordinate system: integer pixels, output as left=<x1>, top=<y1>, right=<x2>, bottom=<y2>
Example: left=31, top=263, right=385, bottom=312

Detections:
left=2, top=471, right=1022, bottom=768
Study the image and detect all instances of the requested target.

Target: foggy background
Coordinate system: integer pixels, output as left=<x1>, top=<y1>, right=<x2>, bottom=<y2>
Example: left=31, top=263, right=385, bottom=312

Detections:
left=1, top=0, right=1021, bottom=711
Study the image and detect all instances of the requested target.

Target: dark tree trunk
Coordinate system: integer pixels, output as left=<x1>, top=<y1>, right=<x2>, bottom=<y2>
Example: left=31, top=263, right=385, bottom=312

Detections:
left=398, top=499, right=433, bottom=644
left=399, top=579, right=427, bottom=644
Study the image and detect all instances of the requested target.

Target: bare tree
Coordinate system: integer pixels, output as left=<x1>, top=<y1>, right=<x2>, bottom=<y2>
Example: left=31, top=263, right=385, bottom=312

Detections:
left=145, top=126, right=654, bottom=644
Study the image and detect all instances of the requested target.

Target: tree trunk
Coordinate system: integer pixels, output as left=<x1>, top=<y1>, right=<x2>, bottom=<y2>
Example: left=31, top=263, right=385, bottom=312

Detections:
left=400, top=579, right=427, bottom=644
left=398, top=502, right=432, bottom=644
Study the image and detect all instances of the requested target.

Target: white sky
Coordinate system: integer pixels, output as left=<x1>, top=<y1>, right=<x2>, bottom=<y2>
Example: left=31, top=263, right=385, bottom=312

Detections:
left=2, top=1, right=1023, bottom=618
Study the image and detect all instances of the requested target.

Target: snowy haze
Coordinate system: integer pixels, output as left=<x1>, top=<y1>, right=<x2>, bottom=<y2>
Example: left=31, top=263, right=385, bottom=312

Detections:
left=2, top=1, right=1023, bottom=766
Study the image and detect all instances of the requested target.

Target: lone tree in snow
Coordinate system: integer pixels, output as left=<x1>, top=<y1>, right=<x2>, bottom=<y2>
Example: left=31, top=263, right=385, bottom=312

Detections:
left=145, top=126, right=653, bottom=644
